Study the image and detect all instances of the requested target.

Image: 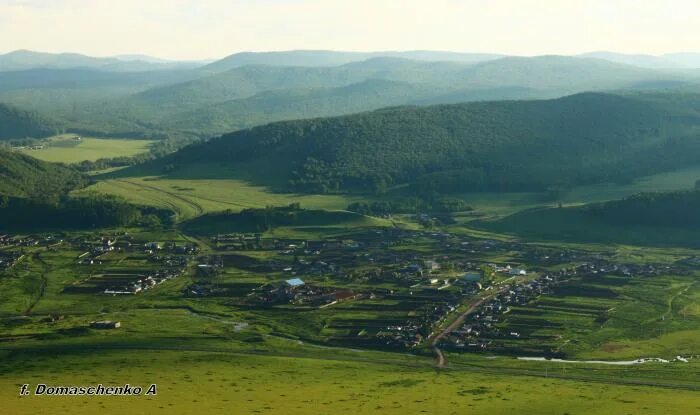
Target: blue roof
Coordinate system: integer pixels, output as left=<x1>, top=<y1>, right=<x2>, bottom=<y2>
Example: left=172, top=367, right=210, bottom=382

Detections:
left=285, top=278, right=305, bottom=287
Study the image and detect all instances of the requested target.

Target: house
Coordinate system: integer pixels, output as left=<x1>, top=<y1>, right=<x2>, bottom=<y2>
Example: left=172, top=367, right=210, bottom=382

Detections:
left=285, top=278, right=305, bottom=288
left=508, top=268, right=527, bottom=276
left=89, top=320, right=121, bottom=329
left=144, top=242, right=162, bottom=251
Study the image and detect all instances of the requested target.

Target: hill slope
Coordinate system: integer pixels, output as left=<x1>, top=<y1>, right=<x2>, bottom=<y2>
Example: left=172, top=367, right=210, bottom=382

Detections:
left=0, top=149, right=86, bottom=198
left=473, top=190, right=700, bottom=247
left=165, top=92, right=700, bottom=194
left=0, top=103, right=63, bottom=140
left=79, top=56, right=691, bottom=138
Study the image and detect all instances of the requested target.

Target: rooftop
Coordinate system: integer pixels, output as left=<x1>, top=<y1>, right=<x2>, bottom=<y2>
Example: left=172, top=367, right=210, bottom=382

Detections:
left=285, top=278, right=305, bottom=287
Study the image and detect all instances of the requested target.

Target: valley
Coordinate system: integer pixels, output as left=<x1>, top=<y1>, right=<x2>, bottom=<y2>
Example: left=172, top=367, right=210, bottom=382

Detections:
left=2, top=47, right=700, bottom=415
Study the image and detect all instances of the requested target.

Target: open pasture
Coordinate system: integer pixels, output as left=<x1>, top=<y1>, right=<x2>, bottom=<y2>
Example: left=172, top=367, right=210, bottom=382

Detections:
left=488, top=272, right=700, bottom=359
left=77, top=176, right=364, bottom=221
left=20, top=134, right=154, bottom=164
left=450, top=164, right=700, bottom=218
left=2, top=347, right=700, bottom=415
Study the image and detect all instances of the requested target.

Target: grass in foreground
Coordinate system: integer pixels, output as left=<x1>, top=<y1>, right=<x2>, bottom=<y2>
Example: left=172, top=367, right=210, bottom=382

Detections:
left=2, top=348, right=700, bottom=415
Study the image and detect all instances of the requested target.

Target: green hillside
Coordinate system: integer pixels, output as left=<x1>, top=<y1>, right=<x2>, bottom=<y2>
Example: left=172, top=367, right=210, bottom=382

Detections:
left=164, top=92, right=700, bottom=194
left=165, top=79, right=437, bottom=135
left=588, top=190, right=700, bottom=228
left=129, top=56, right=685, bottom=112
left=0, top=103, right=64, bottom=140
left=0, top=55, right=693, bottom=141
left=70, top=56, right=693, bottom=138
left=0, top=148, right=86, bottom=198
left=472, top=190, right=700, bottom=247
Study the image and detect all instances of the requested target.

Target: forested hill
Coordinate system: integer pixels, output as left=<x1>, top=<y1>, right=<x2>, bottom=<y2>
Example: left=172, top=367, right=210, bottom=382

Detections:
left=0, top=103, right=64, bottom=140
left=0, top=149, right=86, bottom=199
left=168, top=92, right=700, bottom=194
left=588, top=190, right=700, bottom=228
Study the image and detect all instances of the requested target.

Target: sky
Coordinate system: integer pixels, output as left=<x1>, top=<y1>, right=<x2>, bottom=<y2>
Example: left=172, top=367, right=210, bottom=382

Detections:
left=1, top=0, right=699, bottom=60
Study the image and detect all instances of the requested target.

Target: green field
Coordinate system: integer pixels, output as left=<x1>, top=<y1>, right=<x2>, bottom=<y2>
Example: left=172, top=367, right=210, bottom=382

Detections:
left=3, top=348, right=700, bottom=415
left=6, top=158, right=700, bottom=415
left=1, top=216, right=699, bottom=415
left=447, top=164, right=700, bottom=218
left=76, top=176, right=365, bottom=221
left=78, top=163, right=700, bottom=225
left=20, top=135, right=154, bottom=163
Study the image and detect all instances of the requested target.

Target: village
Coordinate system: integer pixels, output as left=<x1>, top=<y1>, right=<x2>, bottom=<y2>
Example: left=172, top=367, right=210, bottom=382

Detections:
left=180, top=228, right=694, bottom=351
left=1, top=227, right=695, bottom=354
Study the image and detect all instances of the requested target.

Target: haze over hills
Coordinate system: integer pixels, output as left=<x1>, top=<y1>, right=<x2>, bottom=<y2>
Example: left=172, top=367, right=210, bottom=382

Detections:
left=60, top=55, right=697, bottom=138
left=202, top=50, right=505, bottom=72
left=580, top=51, right=700, bottom=69
left=0, top=49, right=699, bottom=145
left=0, top=50, right=204, bottom=72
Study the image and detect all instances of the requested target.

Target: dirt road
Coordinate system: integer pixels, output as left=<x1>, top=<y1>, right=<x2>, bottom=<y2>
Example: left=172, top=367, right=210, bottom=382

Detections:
left=430, top=296, right=489, bottom=367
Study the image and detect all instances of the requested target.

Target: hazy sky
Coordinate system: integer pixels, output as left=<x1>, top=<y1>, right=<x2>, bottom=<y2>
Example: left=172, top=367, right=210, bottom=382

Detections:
left=1, top=0, right=699, bottom=60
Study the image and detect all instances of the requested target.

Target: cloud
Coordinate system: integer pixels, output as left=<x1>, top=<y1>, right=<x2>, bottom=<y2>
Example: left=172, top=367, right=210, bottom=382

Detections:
left=1, top=0, right=698, bottom=60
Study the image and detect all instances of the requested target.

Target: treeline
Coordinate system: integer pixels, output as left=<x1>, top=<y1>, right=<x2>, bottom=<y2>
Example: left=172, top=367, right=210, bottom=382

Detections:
left=170, top=92, right=700, bottom=196
left=587, top=190, right=700, bottom=228
left=184, top=204, right=359, bottom=234
left=347, top=197, right=472, bottom=216
left=0, top=194, right=172, bottom=230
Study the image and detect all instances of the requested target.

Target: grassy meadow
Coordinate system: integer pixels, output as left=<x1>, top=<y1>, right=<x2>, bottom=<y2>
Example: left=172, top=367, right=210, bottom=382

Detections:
left=20, top=135, right=154, bottom=164
left=78, top=163, right=700, bottom=225
left=76, top=175, right=366, bottom=221
left=2, top=347, right=700, bottom=415
left=446, top=164, right=700, bottom=219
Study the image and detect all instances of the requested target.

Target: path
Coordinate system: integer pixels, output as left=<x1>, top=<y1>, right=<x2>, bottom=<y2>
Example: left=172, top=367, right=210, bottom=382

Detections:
left=431, top=278, right=524, bottom=367
left=430, top=296, right=489, bottom=367
left=113, top=179, right=204, bottom=219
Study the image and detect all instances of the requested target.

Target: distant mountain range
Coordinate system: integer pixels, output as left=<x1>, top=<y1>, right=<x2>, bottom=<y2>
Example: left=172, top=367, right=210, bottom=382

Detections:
left=201, top=50, right=505, bottom=72
left=5, top=49, right=700, bottom=73
left=0, top=50, right=204, bottom=72
left=64, top=55, right=695, bottom=137
left=579, top=51, right=700, bottom=69
left=0, top=48, right=699, bottom=142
